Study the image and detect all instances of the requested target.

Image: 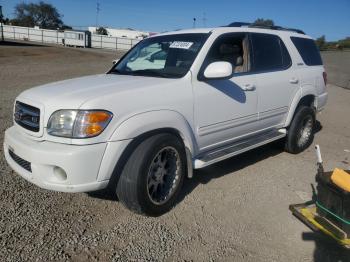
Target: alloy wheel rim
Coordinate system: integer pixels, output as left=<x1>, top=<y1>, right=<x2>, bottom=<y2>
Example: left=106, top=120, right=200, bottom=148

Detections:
left=147, top=146, right=181, bottom=205
left=297, top=116, right=313, bottom=147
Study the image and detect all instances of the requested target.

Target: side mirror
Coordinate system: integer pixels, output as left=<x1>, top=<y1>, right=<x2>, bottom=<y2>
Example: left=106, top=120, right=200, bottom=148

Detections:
left=203, top=62, right=233, bottom=80
left=112, top=59, right=119, bottom=65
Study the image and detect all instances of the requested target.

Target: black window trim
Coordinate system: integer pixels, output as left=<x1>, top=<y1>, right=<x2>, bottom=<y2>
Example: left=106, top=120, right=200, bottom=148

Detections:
left=249, top=32, right=292, bottom=74
left=197, top=32, right=253, bottom=81
left=197, top=32, right=293, bottom=81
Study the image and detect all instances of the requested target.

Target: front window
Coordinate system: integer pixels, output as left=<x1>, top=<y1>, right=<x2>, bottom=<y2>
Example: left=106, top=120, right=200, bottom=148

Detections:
left=109, top=33, right=209, bottom=78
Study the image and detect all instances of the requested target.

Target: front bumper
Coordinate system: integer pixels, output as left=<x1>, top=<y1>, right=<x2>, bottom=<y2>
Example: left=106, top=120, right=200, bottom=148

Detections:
left=4, top=126, right=130, bottom=193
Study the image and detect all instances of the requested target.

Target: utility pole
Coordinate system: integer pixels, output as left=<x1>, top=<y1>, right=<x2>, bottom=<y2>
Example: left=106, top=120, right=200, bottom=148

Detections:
left=202, top=12, right=207, bottom=27
left=193, top=18, right=196, bottom=28
left=96, top=1, right=100, bottom=29
left=0, top=5, right=4, bottom=42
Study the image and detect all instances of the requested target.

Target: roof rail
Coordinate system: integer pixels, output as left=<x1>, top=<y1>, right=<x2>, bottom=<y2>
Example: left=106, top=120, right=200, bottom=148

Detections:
left=226, top=22, right=305, bottom=35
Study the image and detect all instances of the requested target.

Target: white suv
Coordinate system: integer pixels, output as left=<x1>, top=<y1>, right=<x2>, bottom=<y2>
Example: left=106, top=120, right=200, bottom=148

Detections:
left=4, top=23, right=328, bottom=216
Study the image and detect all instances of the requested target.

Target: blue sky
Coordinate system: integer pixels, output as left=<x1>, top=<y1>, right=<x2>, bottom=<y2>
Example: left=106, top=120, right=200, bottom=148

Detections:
left=1, top=0, right=349, bottom=41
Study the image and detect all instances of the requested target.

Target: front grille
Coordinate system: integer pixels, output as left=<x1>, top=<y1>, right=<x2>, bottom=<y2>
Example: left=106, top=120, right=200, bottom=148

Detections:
left=9, top=150, right=32, bottom=172
left=14, top=101, right=40, bottom=132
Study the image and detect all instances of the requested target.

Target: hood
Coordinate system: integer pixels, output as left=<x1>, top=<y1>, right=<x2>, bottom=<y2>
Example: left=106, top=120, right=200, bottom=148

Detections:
left=15, top=73, right=193, bottom=142
left=18, top=74, right=173, bottom=109
left=16, top=73, right=181, bottom=135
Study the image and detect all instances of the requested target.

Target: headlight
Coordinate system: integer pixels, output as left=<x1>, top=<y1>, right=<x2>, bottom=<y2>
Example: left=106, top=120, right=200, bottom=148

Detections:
left=47, top=110, right=113, bottom=138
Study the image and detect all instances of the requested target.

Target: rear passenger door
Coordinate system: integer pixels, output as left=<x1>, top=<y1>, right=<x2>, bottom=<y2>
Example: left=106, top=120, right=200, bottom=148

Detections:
left=250, top=33, right=299, bottom=130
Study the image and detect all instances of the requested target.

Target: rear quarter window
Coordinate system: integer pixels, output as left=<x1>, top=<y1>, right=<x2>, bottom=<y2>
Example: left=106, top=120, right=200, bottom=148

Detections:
left=291, top=37, right=323, bottom=66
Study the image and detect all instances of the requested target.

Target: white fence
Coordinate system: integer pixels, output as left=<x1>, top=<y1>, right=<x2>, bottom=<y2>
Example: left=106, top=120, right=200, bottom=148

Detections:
left=91, top=34, right=140, bottom=50
left=3, top=25, right=65, bottom=44
left=1, top=24, right=140, bottom=51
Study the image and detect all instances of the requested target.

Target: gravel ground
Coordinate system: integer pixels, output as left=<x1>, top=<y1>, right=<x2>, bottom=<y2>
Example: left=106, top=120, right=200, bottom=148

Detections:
left=0, top=41, right=350, bottom=262
left=322, top=51, right=350, bottom=89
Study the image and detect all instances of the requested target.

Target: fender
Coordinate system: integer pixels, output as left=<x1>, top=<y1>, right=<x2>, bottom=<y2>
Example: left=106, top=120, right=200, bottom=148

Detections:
left=284, top=84, right=317, bottom=127
left=108, top=110, right=198, bottom=155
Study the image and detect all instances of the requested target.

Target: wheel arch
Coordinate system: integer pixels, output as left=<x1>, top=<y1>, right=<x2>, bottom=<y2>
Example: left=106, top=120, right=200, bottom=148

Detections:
left=109, top=110, right=197, bottom=154
left=106, top=111, right=197, bottom=189
left=285, top=86, right=317, bottom=127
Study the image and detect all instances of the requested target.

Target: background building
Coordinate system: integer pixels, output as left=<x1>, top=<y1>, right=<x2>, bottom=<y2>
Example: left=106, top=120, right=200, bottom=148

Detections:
left=88, top=26, right=149, bottom=39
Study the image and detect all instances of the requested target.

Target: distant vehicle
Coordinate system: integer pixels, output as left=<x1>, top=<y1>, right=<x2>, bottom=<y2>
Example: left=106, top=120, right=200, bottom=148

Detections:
left=4, top=23, right=328, bottom=216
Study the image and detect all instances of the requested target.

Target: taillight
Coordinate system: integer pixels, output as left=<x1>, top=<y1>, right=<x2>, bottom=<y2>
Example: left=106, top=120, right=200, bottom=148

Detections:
left=323, top=72, right=327, bottom=86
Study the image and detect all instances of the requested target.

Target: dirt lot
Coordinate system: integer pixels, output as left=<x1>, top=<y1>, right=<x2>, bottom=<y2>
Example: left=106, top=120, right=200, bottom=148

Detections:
left=0, top=41, right=350, bottom=262
left=322, top=51, right=350, bottom=89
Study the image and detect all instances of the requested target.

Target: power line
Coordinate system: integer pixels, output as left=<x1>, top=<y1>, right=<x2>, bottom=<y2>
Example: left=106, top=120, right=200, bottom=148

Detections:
left=202, top=12, right=207, bottom=27
left=96, top=1, right=100, bottom=28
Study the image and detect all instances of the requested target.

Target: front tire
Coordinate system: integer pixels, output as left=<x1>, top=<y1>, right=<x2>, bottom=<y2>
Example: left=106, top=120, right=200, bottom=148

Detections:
left=116, top=133, right=186, bottom=216
left=285, top=106, right=316, bottom=154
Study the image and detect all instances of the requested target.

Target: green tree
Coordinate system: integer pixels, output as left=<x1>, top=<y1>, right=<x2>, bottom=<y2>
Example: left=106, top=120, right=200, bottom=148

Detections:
left=338, top=37, right=350, bottom=49
left=96, top=27, right=108, bottom=35
left=11, top=1, right=69, bottom=29
left=315, top=35, right=326, bottom=50
left=253, top=18, right=275, bottom=27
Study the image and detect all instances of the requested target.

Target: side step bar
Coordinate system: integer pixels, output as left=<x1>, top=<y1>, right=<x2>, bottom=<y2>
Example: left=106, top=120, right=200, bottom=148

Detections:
left=194, top=129, right=286, bottom=169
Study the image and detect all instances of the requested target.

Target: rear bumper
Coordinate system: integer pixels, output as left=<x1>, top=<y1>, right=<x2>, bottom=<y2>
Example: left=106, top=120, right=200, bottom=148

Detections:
left=4, top=126, right=130, bottom=193
left=317, top=92, right=328, bottom=112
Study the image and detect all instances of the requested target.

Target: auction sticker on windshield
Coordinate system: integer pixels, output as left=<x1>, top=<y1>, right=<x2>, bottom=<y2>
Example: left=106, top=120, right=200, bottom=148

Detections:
left=169, top=41, right=193, bottom=49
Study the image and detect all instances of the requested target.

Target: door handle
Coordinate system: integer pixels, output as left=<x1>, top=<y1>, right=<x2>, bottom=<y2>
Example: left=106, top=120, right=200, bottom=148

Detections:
left=242, top=84, right=256, bottom=91
left=289, top=78, right=299, bottom=84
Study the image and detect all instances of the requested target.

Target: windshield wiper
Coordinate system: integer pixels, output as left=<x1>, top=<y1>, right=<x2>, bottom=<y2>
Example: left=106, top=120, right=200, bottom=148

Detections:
left=130, top=69, right=176, bottom=78
left=110, top=69, right=178, bottom=78
left=109, top=69, right=124, bottom=75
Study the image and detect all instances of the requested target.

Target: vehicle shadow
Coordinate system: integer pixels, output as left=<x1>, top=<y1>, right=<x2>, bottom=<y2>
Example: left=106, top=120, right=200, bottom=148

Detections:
left=88, top=121, right=322, bottom=203
left=87, top=141, right=284, bottom=202
left=0, top=40, right=48, bottom=47
left=176, top=119, right=322, bottom=206
left=302, top=231, right=350, bottom=262
left=206, top=79, right=247, bottom=103
left=176, top=142, right=283, bottom=204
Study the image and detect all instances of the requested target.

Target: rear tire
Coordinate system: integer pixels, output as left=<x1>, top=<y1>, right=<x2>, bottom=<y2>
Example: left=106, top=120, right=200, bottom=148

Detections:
left=116, top=133, right=186, bottom=216
left=285, top=106, right=316, bottom=154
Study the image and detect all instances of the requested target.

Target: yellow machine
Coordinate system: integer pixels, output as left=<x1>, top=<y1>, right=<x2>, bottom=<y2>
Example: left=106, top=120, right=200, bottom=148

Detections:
left=290, top=145, right=350, bottom=248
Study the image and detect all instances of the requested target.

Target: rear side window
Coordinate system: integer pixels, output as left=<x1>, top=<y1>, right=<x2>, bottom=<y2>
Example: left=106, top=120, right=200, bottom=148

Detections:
left=291, top=37, right=323, bottom=66
left=251, top=33, right=291, bottom=72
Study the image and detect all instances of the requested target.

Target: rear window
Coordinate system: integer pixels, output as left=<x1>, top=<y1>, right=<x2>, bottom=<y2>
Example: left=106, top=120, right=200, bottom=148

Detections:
left=251, top=33, right=291, bottom=72
left=291, top=37, right=323, bottom=66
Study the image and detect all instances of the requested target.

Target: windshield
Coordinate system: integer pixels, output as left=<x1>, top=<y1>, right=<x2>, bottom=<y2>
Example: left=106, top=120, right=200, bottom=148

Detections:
left=109, top=33, right=209, bottom=78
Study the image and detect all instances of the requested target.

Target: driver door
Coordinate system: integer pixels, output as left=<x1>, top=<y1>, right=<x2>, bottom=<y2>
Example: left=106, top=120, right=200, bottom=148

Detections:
left=193, top=33, right=259, bottom=151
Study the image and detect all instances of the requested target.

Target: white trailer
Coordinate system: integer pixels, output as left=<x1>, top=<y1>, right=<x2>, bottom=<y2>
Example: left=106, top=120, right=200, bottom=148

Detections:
left=63, top=30, right=91, bottom=48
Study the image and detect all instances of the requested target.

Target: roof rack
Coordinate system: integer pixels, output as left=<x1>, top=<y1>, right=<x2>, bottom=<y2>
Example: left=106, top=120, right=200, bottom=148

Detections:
left=226, top=22, right=305, bottom=35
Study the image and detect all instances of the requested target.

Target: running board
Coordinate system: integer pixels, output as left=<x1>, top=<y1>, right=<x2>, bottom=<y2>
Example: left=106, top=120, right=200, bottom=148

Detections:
left=194, top=129, right=286, bottom=169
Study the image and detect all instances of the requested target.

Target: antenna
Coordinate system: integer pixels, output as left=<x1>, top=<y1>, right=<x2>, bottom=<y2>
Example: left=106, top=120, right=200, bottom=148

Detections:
left=96, top=1, right=101, bottom=29
left=202, top=12, right=207, bottom=27
left=193, top=17, right=196, bottom=28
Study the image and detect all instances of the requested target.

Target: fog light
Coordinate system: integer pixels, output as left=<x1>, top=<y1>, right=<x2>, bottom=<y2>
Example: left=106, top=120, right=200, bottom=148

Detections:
left=53, top=166, right=67, bottom=181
